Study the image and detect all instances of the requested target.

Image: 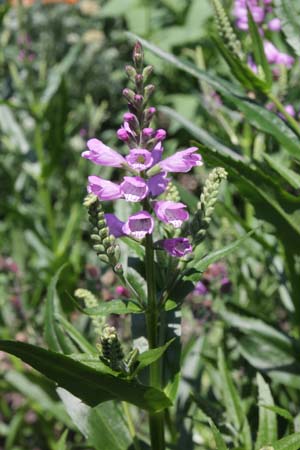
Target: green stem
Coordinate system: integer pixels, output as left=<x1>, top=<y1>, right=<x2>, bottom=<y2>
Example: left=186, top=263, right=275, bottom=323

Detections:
left=144, top=233, right=165, bottom=450
left=34, top=124, right=57, bottom=251
left=268, top=92, right=300, bottom=136
left=122, top=402, right=141, bottom=450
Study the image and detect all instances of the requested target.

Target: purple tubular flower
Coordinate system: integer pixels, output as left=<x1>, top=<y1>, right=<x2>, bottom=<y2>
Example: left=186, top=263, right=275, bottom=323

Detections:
left=117, top=128, right=130, bottom=142
left=82, top=139, right=126, bottom=167
left=268, top=17, right=281, bottom=31
left=159, top=238, right=192, bottom=257
left=105, top=214, right=125, bottom=238
left=285, top=105, right=296, bottom=117
left=148, top=172, right=169, bottom=197
left=194, top=281, right=209, bottom=296
left=120, top=176, right=149, bottom=202
left=159, top=147, right=203, bottom=173
left=142, top=128, right=154, bottom=138
left=122, top=211, right=154, bottom=239
left=88, top=176, right=122, bottom=200
left=276, top=52, right=295, bottom=68
left=152, top=142, right=164, bottom=165
left=126, top=149, right=153, bottom=171
left=155, top=129, right=167, bottom=141
left=154, top=200, right=189, bottom=228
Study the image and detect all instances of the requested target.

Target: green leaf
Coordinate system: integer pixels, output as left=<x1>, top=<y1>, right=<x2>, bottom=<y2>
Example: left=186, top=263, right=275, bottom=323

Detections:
left=54, top=314, right=97, bottom=355
left=272, top=432, right=300, bottom=450
left=247, top=7, right=272, bottom=88
left=274, top=0, right=300, bottom=57
left=213, top=36, right=268, bottom=93
left=58, top=389, right=132, bottom=450
left=129, top=34, right=300, bottom=158
left=41, top=43, right=82, bottom=108
left=135, top=339, right=175, bottom=374
left=84, top=299, right=143, bottom=316
left=5, top=370, right=71, bottom=426
left=218, top=349, right=252, bottom=450
left=260, top=405, right=294, bottom=423
left=0, top=340, right=172, bottom=413
left=263, top=154, right=300, bottom=190
left=185, top=230, right=254, bottom=279
left=256, top=373, right=277, bottom=450
left=220, top=309, right=297, bottom=369
left=54, top=430, right=68, bottom=450
left=126, top=267, right=147, bottom=303
left=160, top=105, right=241, bottom=161
left=44, top=264, right=75, bottom=354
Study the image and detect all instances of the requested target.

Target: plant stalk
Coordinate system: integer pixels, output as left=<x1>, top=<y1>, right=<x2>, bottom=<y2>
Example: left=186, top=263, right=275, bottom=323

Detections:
left=268, top=92, right=300, bottom=136
left=145, top=233, right=165, bottom=450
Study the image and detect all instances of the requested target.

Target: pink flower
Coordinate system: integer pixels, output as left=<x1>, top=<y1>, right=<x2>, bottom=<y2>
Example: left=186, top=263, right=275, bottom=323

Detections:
left=159, top=147, right=202, bottom=173
left=105, top=214, right=125, bottom=238
left=276, top=52, right=295, bottom=68
left=120, top=176, right=149, bottom=202
left=268, top=18, right=281, bottom=31
left=154, top=200, right=189, bottom=228
left=152, top=142, right=164, bottom=165
left=125, top=149, right=153, bottom=171
left=88, top=176, right=122, bottom=200
left=158, top=238, right=192, bottom=257
left=148, top=172, right=169, bottom=197
left=285, top=104, right=296, bottom=117
left=264, top=41, right=280, bottom=64
left=122, top=211, right=154, bottom=239
left=82, top=139, right=126, bottom=167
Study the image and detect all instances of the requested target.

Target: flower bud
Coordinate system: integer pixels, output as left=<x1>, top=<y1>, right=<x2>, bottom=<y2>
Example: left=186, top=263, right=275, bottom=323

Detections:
left=134, top=94, right=144, bottom=109
left=142, top=127, right=154, bottom=138
left=124, top=113, right=139, bottom=131
left=142, top=107, right=156, bottom=127
left=122, top=88, right=135, bottom=104
left=142, top=65, right=153, bottom=82
left=135, top=73, right=143, bottom=91
left=117, top=128, right=129, bottom=142
left=133, top=41, right=144, bottom=71
left=144, top=84, right=155, bottom=103
left=114, top=262, right=123, bottom=274
left=125, top=65, right=137, bottom=81
left=155, top=129, right=167, bottom=141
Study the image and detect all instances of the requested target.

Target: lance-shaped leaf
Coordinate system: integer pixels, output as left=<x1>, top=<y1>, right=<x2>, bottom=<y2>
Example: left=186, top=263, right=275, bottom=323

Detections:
left=256, top=373, right=277, bottom=449
left=0, top=340, right=172, bottom=413
left=128, top=34, right=300, bottom=158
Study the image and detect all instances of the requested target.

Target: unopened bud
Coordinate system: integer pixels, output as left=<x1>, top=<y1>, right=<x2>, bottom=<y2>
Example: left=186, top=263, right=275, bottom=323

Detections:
left=142, top=127, right=154, bottom=138
left=122, top=88, right=135, bottom=103
left=144, top=84, right=155, bottom=103
left=133, top=41, right=144, bottom=71
left=142, top=65, right=153, bottom=82
left=134, top=94, right=144, bottom=109
left=155, top=129, right=167, bottom=141
left=114, top=262, right=123, bottom=274
left=142, top=107, right=156, bottom=127
left=117, top=128, right=129, bottom=142
left=125, top=65, right=137, bottom=81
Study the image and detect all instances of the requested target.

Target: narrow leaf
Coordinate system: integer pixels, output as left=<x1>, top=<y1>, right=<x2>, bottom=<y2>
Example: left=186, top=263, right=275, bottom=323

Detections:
left=0, top=340, right=172, bottom=413
left=256, top=373, right=277, bottom=449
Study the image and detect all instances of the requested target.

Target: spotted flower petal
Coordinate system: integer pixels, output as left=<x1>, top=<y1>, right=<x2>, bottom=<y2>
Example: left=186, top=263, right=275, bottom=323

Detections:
left=159, top=147, right=202, bottom=173
left=88, top=176, right=122, bottom=201
left=154, top=200, right=189, bottom=228
left=122, top=211, right=154, bottom=239
left=82, top=139, right=126, bottom=167
left=120, top=176, right=149, bottom=202
left=125, top=149, right=153, bottom=171
left=158, top=238, right=192, bottom=257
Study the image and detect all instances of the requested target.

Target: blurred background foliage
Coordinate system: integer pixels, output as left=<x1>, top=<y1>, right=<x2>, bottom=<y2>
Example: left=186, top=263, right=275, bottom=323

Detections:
left=1, top=0, right=300, bottom=449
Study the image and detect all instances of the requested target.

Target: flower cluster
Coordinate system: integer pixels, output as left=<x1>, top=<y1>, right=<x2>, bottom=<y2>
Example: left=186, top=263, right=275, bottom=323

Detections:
left=233, top=0, right=295, bottom=69
left=82, top=42, right=203, bottom=258
left=193, top=262, right=232, bottom=297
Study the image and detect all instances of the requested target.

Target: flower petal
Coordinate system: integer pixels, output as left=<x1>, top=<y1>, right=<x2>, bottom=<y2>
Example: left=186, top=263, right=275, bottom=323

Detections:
left=88, top=176, right=122, bottom=200
left=82, top=138, right=126, bottom=167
